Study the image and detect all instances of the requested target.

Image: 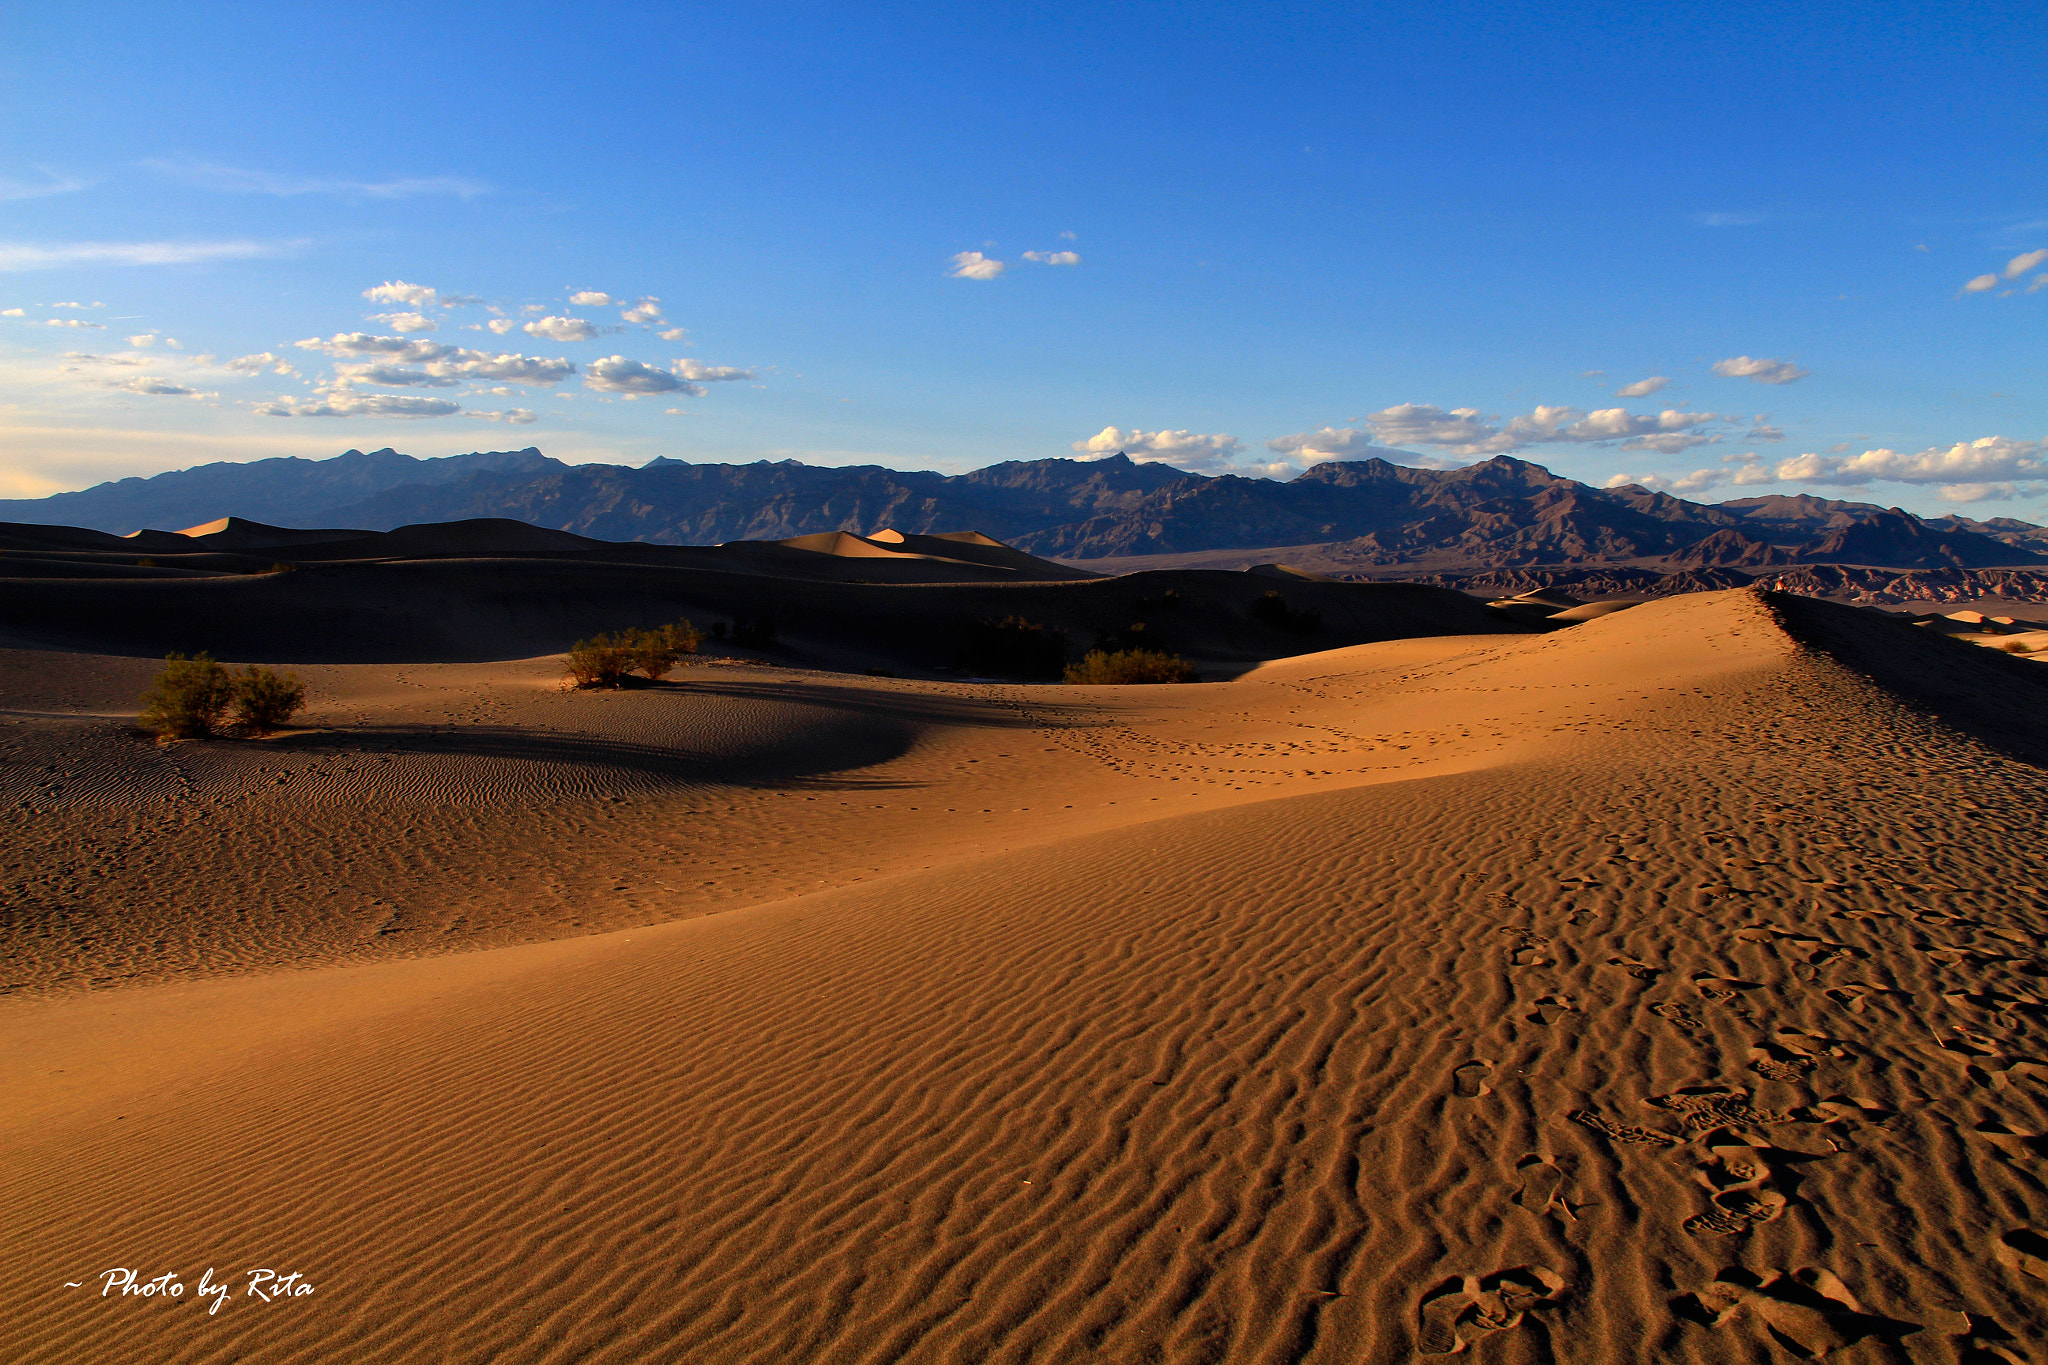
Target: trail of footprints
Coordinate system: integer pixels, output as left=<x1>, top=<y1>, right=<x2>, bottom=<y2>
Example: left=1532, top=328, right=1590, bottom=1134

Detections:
left=1415, top=891, right=2048, bottom=1357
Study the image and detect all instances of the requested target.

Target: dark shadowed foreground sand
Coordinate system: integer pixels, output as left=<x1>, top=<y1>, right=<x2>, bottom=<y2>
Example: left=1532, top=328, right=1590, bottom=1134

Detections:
left=6, top=588, right=2048, bottom=1364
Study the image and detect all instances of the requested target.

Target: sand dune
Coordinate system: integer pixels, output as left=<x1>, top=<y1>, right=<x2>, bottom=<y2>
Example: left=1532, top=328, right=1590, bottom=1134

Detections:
left=6, top=587, right=2048, bottom=1363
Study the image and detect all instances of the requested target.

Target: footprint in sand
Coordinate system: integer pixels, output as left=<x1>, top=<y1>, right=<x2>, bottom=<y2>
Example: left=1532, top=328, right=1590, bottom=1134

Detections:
left=1453, top=1060, right=1494, bottom=1099
left=1569, top=1109, right=1683, bottom=1147
left=1996, top=1228, right=2048, bottom=1285
left=1513, top=1155, right=1567, bottom=1213
left=1683, top=1139, right=1791, bottom=1237
left=1825, top=981, right=1909, bottom=1014
left=1416, top=1266, right=1569, bottom=1355
left=1693, top=973, right=1762, bottom=1001
left=1526, top=994, right=1575, bottom=1026
left=1645, top=1086, right=1794, bottom=1131
left=1606, top=958, right=1662, bottom=981
left=1651, top=1002, right=1709, bottom=1038
left=1677, top=1266, right=1919, bottom=1357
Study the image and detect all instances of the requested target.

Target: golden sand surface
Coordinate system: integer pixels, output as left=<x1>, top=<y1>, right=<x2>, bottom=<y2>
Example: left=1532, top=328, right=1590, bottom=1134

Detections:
left=5, top=587, right=2048, bottom=1363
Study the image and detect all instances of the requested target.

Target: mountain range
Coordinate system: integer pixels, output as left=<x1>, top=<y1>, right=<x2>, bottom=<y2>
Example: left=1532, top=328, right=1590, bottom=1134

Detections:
left=5, top=445, right=2045, bottom=573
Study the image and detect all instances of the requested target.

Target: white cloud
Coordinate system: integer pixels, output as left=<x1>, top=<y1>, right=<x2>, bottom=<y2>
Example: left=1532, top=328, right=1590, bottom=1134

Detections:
left=673, top=359, right=754, bottom=382
left=45, top=317, right=104, bottom=328
left=1059, top=231, right=1077, bottom=240
left=374, top=311, right=438, bottom=333
left=583, top=355, right=705, bottom=396
left=1264, top=426, right=1443, bottom=469
left=657, top=327, right=687, bottom=341
left=524, top=315, right=597, bottom=342
left=1, top=308, right=23, bottom=316
left=1614, top=376, right=1668, bottom=398
left=1962, top=274, right=2000, bottom=294
left=469, top=408, right=538, bottom=424
left=144, top=160, right=489, bottom=199
left=2004, top=249, right=2047, bottom=280
left=621, top=296, right=663, bottom=324
left=569, top=291, right=612, bottom=306
left=363, top=281, right=439, bottom=308
left=947, top=251, right=1005, bottom=280
left=224, top=351, right=292, bottom=375
left=256, top=390, right=464, bottom=418
left=127, top=332, right=155, bottom=346
left=428, top=350, right=576, bottom=385
left=0, top=238, right=298, bottom=271
left=1711, top=355, right=1809, bottom=384
left=1745, top=424, right=1786, bottom=442
left=487, top=318, right=518, bottom=335
left=112, top=376, right=211, bottom=398
left=1940, top=482, right=2016, bottom=502
left=1022, top=250, right=1081, bottom=265
left=1365, top=404, right=1516, bottom=456
left=296, top=333, right=453, bottom=361
left=1072, top=425, right=1242, bottom=471
left=334, top=362, right=459, bottom=388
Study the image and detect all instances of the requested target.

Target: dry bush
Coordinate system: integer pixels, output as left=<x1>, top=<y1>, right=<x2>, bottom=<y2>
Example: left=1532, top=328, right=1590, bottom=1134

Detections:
left=634, top=620, right=705, bottom=679
left=566, top=632, right=636, bottom=688
left=1063, top=648, right=1200, bottom=685
left=234, top=665, right=307, bottom=734
left=139, top=653, right=236, bottom=739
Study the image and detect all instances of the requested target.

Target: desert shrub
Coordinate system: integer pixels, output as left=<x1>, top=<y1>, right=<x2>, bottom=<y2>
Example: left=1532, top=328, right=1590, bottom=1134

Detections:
left=1094, top=621, right=1151, bottom=654
left=630, top=619, right=705, bottom=679
left=1251, top=589, right=1322, bottom=636
left=1063, top=648, right=1200, bottom=685
left=233, top=665, right=307, bottom=734
left=957, top=616, right=1068, bottom=680
left=566, top=632, right=637, bottom=688
left=136, top=556, right=159, bottom=569
left=139, top=653, right=237, bottom=739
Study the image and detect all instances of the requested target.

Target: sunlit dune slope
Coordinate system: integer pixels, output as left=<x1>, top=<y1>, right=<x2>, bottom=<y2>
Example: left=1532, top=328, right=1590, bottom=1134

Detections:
left=5, top=588, right=2048, bottom=1364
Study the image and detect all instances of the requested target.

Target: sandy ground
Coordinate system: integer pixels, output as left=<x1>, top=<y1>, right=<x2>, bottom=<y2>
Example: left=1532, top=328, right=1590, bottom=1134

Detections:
left=5, top=587, right=2048, bottom=1363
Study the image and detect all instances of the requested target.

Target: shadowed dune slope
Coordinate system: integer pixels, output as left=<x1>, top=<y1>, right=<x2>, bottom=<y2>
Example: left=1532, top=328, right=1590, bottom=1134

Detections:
left=5, top=589, right=2048, bottom=1364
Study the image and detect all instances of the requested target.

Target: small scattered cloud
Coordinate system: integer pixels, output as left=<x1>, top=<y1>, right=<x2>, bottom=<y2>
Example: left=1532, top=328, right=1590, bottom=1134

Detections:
left=45, top=317, right=104, bottom=328
left=363, top=281, right=439, bottom=308
left=1697, top=211, right=1765, bottom=227
left=487, top=318, right=518, bottom=335
left=128, top=333, right=155, bottom=346
left=1, top=308, right=23, bottom=317
left=373, top=311, right=438, bottom=333
left=0, top=238, right=298, bottom=271
left=657, top=327, right=687, bottom=341
left=257, top=389, right=464, bottom=418
left=112, top=375, right=210, bottom=398
left=1765, top=436, right=2048, bottom=487
left=1022, top=250, right=1080, bottom=265
left=947, top=251, right=1005, bottom=280
left=1963, top=273, right=2001, bottom=294
left=1059, top=230, right=1077, bottom=240
left=224, top=351, right=292, bottom=375
left=1711, top=355, right=1809, bottom=385
left=673, top=359, right=753, bottom=382
left=1745, top=424, right=1786, bottom=442
left=621, top=297, right=663, bottom=324
left=524, top=315, right=597, bottom=342
left=1614, top=376, right=1668, bottom=398
left=145, top=159, right=489, bottom=199
left=569, top=290, right=612, bottom=306
left=1940, top=482, right=2016, bottom=503
left=296, top=333, right=452, bottom=361
left=334, top=362, right=459, bottom=388
left=1072, top=425, right=1243, bottom=472
left=1265, top=427, right=1448, bottom=470
left=583, top=355, right=705, bottom=396
left=2004, top=249, right=2047, bottom=280
left=469, top=407, right=538, bottom=424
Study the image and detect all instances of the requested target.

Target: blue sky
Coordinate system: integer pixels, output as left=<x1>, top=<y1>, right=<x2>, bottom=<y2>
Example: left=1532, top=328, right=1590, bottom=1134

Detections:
left=1, top=0, right=2042, bottom=516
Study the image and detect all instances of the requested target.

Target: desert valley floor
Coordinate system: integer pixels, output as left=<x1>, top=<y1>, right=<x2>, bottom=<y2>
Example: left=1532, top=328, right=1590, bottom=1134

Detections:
left=7, top=587, right=2048, bottom=1363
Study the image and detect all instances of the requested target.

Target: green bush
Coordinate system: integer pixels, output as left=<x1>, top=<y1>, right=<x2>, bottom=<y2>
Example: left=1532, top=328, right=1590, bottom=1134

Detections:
left=139, top=654, right=309, bottom=739
left=139, top=653, right=237, bottom=738
left=568, top=620, right=706, bottom=688
left=234, top=665, right=307, bottom=734
left=957, top=616, right=1068, bottom=680
left=1063, top=648, right=1200, bottom=685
